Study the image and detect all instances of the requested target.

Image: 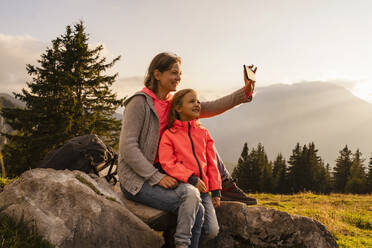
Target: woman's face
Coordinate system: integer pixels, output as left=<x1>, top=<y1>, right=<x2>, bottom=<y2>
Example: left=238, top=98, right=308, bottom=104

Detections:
left=155, top=62, right=182, bottom=93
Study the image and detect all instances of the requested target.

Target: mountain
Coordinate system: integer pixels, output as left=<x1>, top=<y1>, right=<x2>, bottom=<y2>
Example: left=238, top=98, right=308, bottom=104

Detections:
left=0, top=93, right=25, bottom=108
left=0, top=93, right=24, bottom=146
left=201, top=82, right=372, bottom=168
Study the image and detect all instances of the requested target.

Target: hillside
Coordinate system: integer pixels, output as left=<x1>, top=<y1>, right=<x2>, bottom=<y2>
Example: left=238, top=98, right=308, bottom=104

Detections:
left=254, top=192, right=372, bottom=248
left=201, top=82, right=372, bottom=167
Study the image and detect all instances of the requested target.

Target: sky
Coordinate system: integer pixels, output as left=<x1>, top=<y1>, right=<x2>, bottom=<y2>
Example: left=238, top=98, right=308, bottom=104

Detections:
left=0, top=0, right=371, bottom=102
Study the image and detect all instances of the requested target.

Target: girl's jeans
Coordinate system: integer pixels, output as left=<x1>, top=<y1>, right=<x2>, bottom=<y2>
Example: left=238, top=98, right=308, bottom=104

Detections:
left=121, top=182, right=219, bottom=248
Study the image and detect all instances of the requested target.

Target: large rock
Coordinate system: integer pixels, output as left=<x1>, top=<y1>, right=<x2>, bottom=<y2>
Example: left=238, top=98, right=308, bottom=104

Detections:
left=203, top=202, right=338, bottom=248
left=0, top=168, right=164, bottom=248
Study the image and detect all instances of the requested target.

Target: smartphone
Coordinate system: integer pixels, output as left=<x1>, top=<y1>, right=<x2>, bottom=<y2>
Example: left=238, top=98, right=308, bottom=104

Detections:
left=244, top=64, right=256, bottom=82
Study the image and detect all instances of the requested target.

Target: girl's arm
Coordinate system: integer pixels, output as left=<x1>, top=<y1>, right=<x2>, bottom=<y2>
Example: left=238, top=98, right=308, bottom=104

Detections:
left=205, top=130, right=222, bottom=195
left=200, top=88, right=252, bottom=118
left=159, top=131, right=195, bottom=182
left=119, top=95, right=165, bottom=186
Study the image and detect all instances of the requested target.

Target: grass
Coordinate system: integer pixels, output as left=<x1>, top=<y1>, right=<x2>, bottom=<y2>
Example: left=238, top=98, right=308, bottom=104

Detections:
left=0, top=212, right=54, bottom=248
left=248, top=192, right=372, bottom=248
left=0, top=177, right=14, bottom=193
left=75, top=174, right=103, bottom=196
left=1, top=178, right=54, bottom=247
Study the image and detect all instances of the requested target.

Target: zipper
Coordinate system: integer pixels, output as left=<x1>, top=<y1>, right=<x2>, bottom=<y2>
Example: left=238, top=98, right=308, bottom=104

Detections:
left=188, top=122, right=203, bottom=180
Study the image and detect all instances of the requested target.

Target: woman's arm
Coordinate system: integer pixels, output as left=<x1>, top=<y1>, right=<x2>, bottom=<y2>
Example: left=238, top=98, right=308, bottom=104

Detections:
left=119, top=95, right=165, bottom=185
left=200, top=65, right=257, bottom=118
left=200, top=88, right=252, bottom=118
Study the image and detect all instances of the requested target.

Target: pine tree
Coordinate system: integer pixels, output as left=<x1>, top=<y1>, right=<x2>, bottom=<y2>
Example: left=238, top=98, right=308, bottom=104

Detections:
left=333, top=145, right=353, bottom=192
left=345, top=149, right=366, bottom=194
left=366, top=155, right=372, bottom=193
left=1, top=21, right=124, bottom=177
left=232, top=142, right=250, bottom=191
left=233, top=143, right=272, bottom=193
left=287, top=143, right=303, bottom=193
left=272, top=153, right=287, bottom=193
left=252, top=143, right=267, bottom=192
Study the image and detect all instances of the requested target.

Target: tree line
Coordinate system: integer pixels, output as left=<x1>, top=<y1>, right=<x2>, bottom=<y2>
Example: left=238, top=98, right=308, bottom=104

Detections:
left=232, top=142, right=372, bottom=194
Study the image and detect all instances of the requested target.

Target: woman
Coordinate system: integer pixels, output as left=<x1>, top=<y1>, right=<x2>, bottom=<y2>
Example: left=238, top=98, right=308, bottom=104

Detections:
left=118, top=52, right=257, bottom=247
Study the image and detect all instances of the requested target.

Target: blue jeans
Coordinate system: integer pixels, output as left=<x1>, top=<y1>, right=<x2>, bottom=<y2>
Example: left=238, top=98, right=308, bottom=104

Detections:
left=121, top=182, right=219, bottom=247
left=215, top=146, right=230, bottom=181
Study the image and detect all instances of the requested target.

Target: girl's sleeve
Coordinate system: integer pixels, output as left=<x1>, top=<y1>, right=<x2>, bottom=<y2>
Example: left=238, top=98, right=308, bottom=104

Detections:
left=119, top=95, right=165, bottom=186
left=205, top=130, right=222, bottom=193
left=200, top=88, right=252, bottom=118
left=159, top=131, right=195, bottom=183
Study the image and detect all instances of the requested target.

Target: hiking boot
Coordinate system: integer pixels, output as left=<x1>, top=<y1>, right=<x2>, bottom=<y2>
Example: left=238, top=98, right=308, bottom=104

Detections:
left=221, top=179, right=257, bottom=205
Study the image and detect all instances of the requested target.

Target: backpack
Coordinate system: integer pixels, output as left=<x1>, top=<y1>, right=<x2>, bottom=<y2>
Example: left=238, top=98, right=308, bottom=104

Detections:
left=39, top=134, right=118, bottom=185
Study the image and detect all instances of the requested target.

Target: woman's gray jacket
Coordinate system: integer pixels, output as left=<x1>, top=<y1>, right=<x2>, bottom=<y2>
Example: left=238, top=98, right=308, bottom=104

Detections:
left=118, top=88, right=252, bottom=195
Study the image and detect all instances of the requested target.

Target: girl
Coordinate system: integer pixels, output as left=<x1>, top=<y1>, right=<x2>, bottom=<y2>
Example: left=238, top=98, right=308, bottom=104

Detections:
left=159, top=89, right=222, bottom=247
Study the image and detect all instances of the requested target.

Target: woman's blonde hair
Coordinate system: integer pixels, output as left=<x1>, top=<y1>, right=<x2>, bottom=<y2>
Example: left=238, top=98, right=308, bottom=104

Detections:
left=167, top=89, right=197, bottom=130
left=144, top=52, right=181, bottom=93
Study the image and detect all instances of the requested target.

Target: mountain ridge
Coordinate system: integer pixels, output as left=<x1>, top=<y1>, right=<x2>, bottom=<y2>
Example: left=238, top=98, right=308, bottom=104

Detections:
left=202, top=81, right=372, bottom=169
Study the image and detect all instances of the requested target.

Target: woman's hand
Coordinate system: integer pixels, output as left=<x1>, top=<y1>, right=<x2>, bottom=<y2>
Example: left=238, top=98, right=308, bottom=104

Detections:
left=195, top=178, right=207, bottom=192
left=212, top=197, right=221, bottom=208
left=244, top=64, right=257, bottom=95
left=158, top=175, right=179, bottom=189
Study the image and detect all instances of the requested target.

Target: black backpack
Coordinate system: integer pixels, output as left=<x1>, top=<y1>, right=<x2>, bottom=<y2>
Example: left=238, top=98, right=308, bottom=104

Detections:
left=39, top=134, right=118, bottom=184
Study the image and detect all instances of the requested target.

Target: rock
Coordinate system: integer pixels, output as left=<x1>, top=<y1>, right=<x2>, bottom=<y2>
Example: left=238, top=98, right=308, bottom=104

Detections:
left=0, top=168, right=164, bottom=248
left=202, top=201, right=338, bottom=248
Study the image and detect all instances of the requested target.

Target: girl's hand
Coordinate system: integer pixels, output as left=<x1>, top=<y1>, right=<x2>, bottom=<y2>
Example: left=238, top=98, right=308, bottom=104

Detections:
left=195, top=178, right=207, bottom=192
left=244, top=64, right=257, bottom=95
left=212, top=197, right=221, bottom=208
left=158, top=175, right=179, bottom=189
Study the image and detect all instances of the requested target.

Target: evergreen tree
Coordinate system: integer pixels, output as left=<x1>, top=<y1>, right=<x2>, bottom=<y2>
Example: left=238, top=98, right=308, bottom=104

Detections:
left=232, top=143, right=249, bottom=191
left=366, top=155, right=372, bottom=193
left=333, top=145, right=353, bottom=192
left=272, top=153, right=287, bottom=193
left=233, top=143, right=272, bottom=193
left=260, top=160, right=273, bottom=193
left=345, top=149, right=366, bottom=194
left=1, top=21, right=124, bottom=177
left=316, top=161, right=332, bottom=194
left=287, top=143, right=304, bottom=193
left=253, top=143, right=270, bottom=192
left=287, top=142, right=325, bottom=193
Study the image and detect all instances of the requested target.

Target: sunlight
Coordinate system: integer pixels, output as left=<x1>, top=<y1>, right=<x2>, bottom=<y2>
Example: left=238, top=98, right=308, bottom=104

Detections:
left=350, top=82, right=372, bottom=103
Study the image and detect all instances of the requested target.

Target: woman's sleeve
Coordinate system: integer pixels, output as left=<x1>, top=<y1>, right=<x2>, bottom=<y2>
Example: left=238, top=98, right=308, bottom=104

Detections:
left=205, top=130, right=222, bottom=192
left=200, top=87, right=252, bottom=118
left=159, top=132, right=195, bottom=183
left=119, top=96, right=165, bottom=186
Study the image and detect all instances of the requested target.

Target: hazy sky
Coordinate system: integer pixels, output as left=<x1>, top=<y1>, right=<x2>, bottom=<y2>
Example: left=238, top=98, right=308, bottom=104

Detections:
left=1, top=0, right=371, bottom=102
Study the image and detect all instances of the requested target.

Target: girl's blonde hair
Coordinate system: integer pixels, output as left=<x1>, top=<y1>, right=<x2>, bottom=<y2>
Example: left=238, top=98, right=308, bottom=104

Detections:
left=144, top=52, right=181, bottom=93
left=167, top=89, right=198, bottom=130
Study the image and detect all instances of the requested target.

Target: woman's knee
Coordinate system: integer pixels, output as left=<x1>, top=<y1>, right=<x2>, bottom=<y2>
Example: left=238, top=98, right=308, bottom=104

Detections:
left=203, top=222, right=219, bottom=241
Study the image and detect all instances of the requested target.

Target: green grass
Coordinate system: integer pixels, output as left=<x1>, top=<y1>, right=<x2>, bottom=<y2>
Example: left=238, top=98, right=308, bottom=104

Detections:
left=1, top=178, right=54, bottom=247
left=0, top=213, right=54, bottom=248
left=0, top=177, right=14, bottom=193
left=248, top=192, right=372, bottom=248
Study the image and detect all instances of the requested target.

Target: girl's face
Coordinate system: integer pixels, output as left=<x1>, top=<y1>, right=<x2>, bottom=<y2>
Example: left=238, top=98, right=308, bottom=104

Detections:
left=155, top=62, right=182, bottom=93
left=176, top=91, right=201, bottom=121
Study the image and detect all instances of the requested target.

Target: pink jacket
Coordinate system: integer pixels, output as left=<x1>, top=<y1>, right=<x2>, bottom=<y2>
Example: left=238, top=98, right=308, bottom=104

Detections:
left=159, top=119, right=222, bottom=193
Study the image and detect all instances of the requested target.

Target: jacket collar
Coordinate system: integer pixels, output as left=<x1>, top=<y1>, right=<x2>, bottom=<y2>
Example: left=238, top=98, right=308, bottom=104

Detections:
left=173, top=119, right=199, bottom=128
